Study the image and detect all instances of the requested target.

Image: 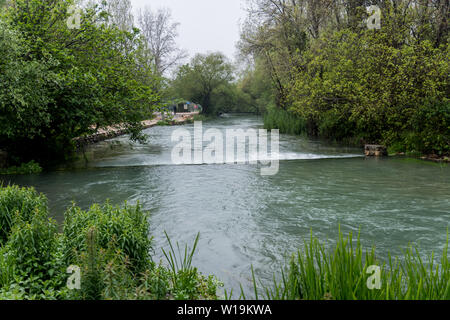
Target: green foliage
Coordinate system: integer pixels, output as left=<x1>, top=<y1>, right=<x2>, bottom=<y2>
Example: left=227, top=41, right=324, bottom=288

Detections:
left=5, top=213, right=61, bottom=298
left=157, top=120, right=173, bottom=126
left=264, top=107, right=306, bottom=135
left=236, top=58, right=277, bottom=114
left=162, top=232, right=222, bottom=300
left=396, top=99, right=450, bottom=155
left=253, top=229, right=449, bottom=300
left=171, top=52, right=234, bottom=114
left=0, top=185, right=61, bottom=299
left=239, top=1, right=450, bottom=155
left=0, top=186, right=63, bottom=298
left=0, top=161, right=42, bottom=175
left=287, top=27, right=449, bottom=153
left=192, top=114, right=209, bottom=122
left=0, top=0, right=161, bottom=165
left=62, top=201, right=152, bottom=275
left=0, top=246, right=15, bottom=288
left=0, top=185, right=220, bottom=300
left=0, top=185, right=47, bottom=245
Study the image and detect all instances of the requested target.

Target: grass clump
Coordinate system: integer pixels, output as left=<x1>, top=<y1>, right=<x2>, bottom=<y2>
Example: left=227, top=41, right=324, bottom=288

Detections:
left=0, top=161, right=42, bottom=175
left=0, top=186, right=62, bottom=299
left=62, top=201, right=152, bottom=275
left=252, top=228, right=449, bottom=300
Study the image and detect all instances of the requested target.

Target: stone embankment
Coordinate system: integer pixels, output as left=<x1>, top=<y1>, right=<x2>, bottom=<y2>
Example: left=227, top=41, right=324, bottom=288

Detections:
left=74, top=112, right=198, bottom=149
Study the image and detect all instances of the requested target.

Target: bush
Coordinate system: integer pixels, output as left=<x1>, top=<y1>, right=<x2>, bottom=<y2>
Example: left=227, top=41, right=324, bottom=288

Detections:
left=0, top=185, right=221, bottom=300
left=0, top=186, right=63, bottom=298
left=0, top=246, right=15, bottom=288
left=5, top=215, right=61, bottom=298
left=406, top=99, right=450, bottom=155
left=0, top=185, right=48, bottom=245
left=160, top=232, right=222, bottom=300
left=0, top=188, right=64, bottom=298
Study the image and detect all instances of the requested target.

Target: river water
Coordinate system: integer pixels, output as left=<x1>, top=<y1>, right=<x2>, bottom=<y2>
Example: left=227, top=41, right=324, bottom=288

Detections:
left=2, top=114, right=449, bottom=296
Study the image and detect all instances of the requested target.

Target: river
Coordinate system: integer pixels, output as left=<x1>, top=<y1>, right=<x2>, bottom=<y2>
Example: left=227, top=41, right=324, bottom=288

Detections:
left=2, top=114, right=449, bottom=296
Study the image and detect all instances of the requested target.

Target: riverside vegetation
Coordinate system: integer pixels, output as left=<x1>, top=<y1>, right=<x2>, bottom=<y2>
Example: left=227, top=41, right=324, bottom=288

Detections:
left=0, top=185, right=448, bottom=300
left=2, top=1, right=449, bottom=172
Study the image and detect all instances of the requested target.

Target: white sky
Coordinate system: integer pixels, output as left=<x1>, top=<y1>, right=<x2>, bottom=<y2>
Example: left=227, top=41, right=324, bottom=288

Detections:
left=130, top=0, right=247, bottom=61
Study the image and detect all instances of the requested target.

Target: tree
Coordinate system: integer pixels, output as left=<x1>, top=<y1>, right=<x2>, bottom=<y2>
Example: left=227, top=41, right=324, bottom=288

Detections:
left=171, top=53, right=234, bottom=115
left=106, top=0, right=134, bottom=32
left=137, top=7, right=186, bottom=76
left=0, top=0, right=161, bottom=165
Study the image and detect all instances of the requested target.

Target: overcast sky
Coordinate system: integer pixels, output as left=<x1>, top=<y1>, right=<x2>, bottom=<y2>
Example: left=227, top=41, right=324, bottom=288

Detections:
left=130, top=0, right=247, bottom=61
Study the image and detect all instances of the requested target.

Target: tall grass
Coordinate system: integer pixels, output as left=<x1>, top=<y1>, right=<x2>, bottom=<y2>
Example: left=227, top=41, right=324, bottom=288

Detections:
left=264, top=107, right=306, bottom=135
left=251, top=228, right=449, bottom=300
left=0, top=185, right=48, bottom=245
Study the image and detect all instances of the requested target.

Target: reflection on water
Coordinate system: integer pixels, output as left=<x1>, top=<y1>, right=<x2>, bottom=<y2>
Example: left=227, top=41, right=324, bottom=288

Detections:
left=2, top=114, right=449, bottom=296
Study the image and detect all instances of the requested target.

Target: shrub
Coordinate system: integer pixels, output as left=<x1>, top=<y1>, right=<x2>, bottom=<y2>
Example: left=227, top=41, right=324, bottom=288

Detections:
left=0, top=185, right=48, bottom=245
left=0, top=186, right=220, bottom=300
left=0, top=161, right=43, bottom=175
left=287, top=25, right=449, bottom=154
left=0, top=246, right=15, bottom=288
